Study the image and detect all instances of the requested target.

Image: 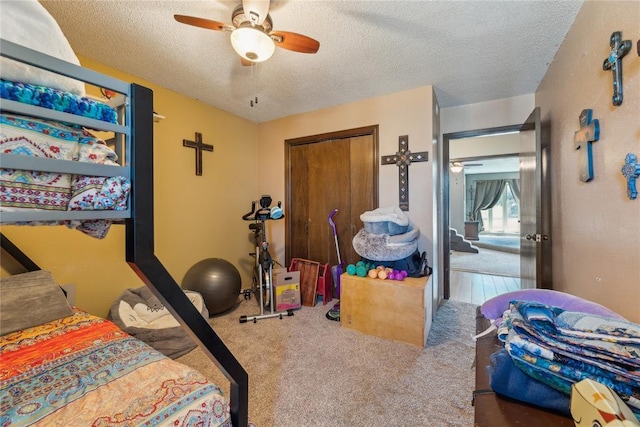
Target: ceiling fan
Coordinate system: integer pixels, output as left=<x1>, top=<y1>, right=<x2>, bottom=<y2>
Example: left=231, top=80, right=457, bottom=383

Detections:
left=450, top=161, right=483, bottom=173
left=174, top=0, right=320, bottom=65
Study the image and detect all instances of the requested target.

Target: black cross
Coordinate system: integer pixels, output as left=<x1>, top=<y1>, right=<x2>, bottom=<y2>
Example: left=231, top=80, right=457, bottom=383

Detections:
left=381, top=135, right=428, bottom=211
left=183, top=132, right=213, bottom=176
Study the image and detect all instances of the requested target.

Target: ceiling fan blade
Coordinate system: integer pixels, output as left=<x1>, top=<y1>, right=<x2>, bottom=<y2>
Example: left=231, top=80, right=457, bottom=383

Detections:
left=174, top=15, right=232, bottom=32
left=271, top=31, right=320, bottom=54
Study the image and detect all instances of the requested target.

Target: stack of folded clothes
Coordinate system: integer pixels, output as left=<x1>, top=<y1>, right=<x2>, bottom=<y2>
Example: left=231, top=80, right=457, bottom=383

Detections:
left=486, top=294, right=640, bottom=421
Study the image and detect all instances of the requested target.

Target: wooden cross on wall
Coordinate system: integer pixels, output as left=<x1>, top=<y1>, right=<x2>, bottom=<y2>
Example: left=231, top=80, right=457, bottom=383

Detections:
left=381, top=135, right=428, bottom=211
left=183, top=132, right=213, bottom=176
left=573, top=109, right=600, bottom=183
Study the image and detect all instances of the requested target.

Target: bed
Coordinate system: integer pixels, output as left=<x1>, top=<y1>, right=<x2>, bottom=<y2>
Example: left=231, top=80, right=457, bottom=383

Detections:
left=0, top=2, right=248, bottom=425
left=1, top=271, right=231, bottom=426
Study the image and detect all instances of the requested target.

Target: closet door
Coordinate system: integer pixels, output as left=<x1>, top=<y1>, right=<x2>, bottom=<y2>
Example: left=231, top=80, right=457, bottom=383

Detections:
left=307, top=139, right=350, bottom=264
left=286, top=127, right=378, bottom=267
left=344, top=134, right=376, bottom=264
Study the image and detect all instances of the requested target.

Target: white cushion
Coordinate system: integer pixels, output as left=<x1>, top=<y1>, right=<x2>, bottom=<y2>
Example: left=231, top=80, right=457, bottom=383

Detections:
left=0, top=0, right=85, bottom=95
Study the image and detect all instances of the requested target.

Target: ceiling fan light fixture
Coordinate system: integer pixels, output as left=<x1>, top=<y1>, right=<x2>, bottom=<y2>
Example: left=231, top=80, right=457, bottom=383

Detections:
left=242, top=0, right=270, bottom=25
left=230, top=26, right=275, bottom=62
left=450, top=162, right=464, bottom=173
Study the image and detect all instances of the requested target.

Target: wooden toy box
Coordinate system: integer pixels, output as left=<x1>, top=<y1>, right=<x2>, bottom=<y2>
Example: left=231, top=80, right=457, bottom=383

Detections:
left=340, top=273, right=432, bottom=346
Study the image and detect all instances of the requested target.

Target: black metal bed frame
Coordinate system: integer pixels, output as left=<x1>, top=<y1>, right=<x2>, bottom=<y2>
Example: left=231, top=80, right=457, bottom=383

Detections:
left=0, top=41, right=248, bottom=427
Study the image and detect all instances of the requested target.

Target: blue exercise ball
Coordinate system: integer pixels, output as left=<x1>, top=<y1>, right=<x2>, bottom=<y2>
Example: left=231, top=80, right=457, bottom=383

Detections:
left=182, top=258, right=241, bottom=315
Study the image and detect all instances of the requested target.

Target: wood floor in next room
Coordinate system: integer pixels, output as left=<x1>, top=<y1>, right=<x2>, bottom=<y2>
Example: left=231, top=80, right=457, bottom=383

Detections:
left=449, top=270, right=521, bottom=305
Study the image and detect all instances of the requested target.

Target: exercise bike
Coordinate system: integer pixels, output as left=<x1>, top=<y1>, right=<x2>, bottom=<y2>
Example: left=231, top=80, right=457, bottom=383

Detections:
left=239, top=195, right=294, bottom=323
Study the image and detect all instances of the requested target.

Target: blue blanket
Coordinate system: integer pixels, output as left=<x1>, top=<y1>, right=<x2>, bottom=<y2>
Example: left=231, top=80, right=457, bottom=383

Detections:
left=488, top=348, right=571, bottom=416
left=1, top=79, right=118, bottom=124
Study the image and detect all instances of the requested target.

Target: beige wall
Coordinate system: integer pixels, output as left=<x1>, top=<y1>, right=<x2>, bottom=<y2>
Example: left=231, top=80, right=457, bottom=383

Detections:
left=441, top=94, right=535, bottom=134
left=536, top=0, right=640, bottom=322
left=1, top=57, right=258, bottom=317
left=257, top=86, right=436, bottom=267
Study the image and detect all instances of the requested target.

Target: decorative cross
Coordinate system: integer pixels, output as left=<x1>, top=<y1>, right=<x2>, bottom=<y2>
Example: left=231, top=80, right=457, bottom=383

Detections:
left=380, top=135, right=428, bottom=211
left=621, top=153, right=640, bottom=200
left=602, top=31, right=631, bottom=106
left=574, top=109, right=600, bottom=183
left=183, top=132, right=213, bottom=176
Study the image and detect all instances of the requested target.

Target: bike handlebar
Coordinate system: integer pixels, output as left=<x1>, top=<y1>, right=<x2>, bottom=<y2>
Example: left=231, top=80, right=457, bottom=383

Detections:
left=242, top=197, right=284, bottom=221
left=242, top=201, right=257, bottom=221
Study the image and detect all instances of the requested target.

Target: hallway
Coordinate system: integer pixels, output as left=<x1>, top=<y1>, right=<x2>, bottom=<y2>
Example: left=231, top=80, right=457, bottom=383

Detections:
left=449, top=270, right=520, bottom=305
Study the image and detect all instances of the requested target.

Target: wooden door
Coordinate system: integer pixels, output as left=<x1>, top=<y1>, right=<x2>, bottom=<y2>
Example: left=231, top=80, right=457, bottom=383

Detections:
left=286, top=126, right=378, bottom=268
left=519, top=107, right=552, bottom=289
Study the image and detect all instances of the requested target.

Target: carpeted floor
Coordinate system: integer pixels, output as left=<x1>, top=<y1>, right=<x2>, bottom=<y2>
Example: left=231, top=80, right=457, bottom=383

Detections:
left=177, top=298, right=477, bottom=426
left=450, top=247, right=520, bottom=277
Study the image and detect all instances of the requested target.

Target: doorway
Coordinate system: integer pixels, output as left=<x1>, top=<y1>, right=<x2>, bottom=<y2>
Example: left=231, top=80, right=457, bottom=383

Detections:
left=442, top=125, right=523, bottom=304
left=448, top=153, right=522, bottom=304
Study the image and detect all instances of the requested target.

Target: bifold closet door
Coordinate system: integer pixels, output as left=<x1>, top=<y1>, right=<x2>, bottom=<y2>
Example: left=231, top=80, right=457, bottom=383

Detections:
left=288, top=134, right=376, bottom=267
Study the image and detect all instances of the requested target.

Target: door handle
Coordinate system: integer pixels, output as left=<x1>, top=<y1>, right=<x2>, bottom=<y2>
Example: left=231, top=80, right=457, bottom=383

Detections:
left=525, top=234, right=549, bottom=242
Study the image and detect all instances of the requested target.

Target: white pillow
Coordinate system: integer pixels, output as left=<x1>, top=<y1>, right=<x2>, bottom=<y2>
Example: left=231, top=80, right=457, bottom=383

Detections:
left=0, top=0, right=85, bottom=95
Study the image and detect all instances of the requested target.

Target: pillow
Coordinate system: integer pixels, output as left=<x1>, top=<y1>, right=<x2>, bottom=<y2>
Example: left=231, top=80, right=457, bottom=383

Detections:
left=480, top=289, right=624, bottom=323
left=0, top=0, right=85, bottom=95
left=0, top=270, right=74, bottom=335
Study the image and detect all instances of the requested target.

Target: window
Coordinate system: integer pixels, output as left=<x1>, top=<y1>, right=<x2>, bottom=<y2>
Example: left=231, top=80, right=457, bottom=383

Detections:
left=480, top=183, right=519, bottom=233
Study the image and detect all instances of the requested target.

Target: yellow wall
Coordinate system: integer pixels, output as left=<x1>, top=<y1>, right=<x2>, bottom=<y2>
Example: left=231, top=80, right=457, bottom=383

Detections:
left=257, top=87, right=436, bottom=268
left=1, top=57, right=258, bottom=317
left=536, top=0, right=640, bottom=322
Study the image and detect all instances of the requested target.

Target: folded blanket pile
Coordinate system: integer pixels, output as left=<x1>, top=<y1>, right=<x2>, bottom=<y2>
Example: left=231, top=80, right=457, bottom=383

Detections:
left=1, top=112, right=130, bottom=238
left=499, top=301, right=640, bottom=420
left=1, top=79, right=118, bottom=124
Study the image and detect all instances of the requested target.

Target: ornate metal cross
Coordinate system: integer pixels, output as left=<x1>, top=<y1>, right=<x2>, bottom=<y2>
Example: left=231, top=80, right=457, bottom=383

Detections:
left=602, top=31, right=631, bottom=106
left=573, top=109, right=600, bottom=183
left=183, top=132, right=213, bottom=176
left=621, top=153, right=640, bottom=200
left=380, top=135, right=428, bottom=211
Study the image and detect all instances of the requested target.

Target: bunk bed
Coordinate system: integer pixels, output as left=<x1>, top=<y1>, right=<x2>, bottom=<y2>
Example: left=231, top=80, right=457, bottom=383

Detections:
left=0, top=35, right=248, bottom=427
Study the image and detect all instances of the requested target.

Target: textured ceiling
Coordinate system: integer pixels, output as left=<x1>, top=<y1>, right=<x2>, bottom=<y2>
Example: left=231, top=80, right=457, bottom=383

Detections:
left=39, top=0, right=583, bottom=124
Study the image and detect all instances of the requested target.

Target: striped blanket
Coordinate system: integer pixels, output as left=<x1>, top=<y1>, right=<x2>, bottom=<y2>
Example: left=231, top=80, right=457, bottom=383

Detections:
left=0, top=310, right=233, bottom=426
left=500, top=300, right=640, bottom=420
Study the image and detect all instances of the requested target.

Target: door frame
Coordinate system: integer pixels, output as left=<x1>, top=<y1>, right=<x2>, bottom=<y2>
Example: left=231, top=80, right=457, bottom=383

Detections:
left=440, top=124, right=521, bottom=300
left=284, top=125, right=379, bottom=264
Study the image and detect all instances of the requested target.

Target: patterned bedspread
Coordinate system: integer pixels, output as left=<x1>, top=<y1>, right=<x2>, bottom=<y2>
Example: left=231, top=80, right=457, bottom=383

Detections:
left=0, top=310, right=232, bottom=427
left=0, top=111, right=130, bottom=238
left=501, top=301, right=640, bottom=420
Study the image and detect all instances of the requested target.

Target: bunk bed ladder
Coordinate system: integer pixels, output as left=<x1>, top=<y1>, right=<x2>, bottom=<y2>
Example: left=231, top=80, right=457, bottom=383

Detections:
left=125, top=84, right=249, bottom=427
